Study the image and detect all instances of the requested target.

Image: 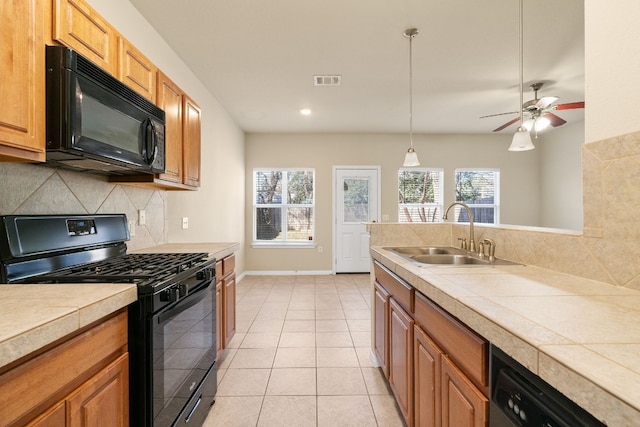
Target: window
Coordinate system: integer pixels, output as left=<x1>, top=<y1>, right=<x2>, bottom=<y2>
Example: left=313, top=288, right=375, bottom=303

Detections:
left=398, top=169, right=444, bottom=222
left=254, top=169, right=315, bottom=245
left=454, top=169, right=499, bottom=224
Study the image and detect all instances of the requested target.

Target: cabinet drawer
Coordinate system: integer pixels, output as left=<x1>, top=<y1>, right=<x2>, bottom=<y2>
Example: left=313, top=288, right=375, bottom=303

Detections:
left=373, top=261, right=413, bottom=312
left=414, top=292, right=488, bottom=391
left=222, top=254, right=235, bottom=276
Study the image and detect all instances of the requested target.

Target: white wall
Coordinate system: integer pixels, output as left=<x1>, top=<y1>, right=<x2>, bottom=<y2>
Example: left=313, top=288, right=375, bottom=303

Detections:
left=244, top=132, right=541, bottom=272
left=585, top=0, right=640, bottom=142
left=538, top=122, right=584, bottom=230
left=87, top=0, right=246, bottom=272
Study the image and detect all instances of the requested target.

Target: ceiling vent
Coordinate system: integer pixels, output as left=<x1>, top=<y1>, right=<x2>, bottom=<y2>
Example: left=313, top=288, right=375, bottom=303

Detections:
left=314, top=75, right=341, bottom=86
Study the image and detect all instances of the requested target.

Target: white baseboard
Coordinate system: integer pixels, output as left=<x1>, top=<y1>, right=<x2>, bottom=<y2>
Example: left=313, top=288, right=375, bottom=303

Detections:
left=243, top=270, right=334, bottom=276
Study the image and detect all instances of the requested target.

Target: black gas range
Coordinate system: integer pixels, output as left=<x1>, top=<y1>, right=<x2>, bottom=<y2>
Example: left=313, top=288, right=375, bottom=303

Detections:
left=0, top=214, right=217, bottom=426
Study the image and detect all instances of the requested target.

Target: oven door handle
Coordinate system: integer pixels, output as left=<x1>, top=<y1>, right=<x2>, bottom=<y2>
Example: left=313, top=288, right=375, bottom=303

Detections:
left=157, top=280, right=213, bottom=324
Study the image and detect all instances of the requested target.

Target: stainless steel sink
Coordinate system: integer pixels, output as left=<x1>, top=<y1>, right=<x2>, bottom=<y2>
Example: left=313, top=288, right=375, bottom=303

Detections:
left=384, top=246, right=465, bottom=256
left=383, top=246, right=521, bottom=266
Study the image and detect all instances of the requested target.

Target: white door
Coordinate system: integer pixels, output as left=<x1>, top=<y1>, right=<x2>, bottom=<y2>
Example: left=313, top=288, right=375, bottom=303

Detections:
left=334, top=167, right=380, bottom=273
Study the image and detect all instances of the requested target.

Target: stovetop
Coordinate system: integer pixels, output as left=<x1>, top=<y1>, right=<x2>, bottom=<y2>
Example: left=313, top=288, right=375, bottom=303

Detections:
left=29, top=252, right=212, bottom=288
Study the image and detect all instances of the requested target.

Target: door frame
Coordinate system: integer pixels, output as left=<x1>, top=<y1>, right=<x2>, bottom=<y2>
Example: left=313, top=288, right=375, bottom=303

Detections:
left=332, top=165, right=381, bottom=274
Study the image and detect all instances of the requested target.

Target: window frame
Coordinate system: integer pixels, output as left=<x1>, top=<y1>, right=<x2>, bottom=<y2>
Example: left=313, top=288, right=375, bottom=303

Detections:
left=453, top=168, right=500, bottom=225
left=252, top=168, right=316, bottom=248
left=397, top=168, right=445, bottom=223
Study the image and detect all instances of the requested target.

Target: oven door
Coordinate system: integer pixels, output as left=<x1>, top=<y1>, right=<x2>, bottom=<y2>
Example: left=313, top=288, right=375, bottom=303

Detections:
left=151, top=281, right=217, bottom=426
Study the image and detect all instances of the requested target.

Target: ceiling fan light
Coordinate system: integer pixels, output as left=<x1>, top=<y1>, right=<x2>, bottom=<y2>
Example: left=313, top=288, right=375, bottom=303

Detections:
left=534, top=116, right=551, bottom=131
left=522, top=119, right=534, bottom=131
left=509, top=127, right=535, bottom=151
left=403, top=147, right=420, bottom=167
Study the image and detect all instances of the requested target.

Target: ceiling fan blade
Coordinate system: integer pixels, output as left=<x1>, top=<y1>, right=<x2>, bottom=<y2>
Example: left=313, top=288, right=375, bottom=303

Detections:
left=535, top=96, right=559, bottom=108
left=543, top=112, right=567, bottom=127
left=555, top=101, right=585, bottom=110
left=479, top=111, right=519, bottom=119
left=493, top=116, right=521, bottom=132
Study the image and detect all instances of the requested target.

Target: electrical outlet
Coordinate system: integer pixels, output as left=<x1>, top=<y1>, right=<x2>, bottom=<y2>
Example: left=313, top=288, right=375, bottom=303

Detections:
left=128, top=219, right=136, bottom=236
left=182, top=217, right=189, bottom=230
left=138, top=209, right=146, bottom=225
left=318, top=246, right=323, bottom=253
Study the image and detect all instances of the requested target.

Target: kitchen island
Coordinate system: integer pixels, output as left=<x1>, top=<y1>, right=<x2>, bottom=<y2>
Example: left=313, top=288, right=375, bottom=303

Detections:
left=372, top=245, right=640, bottom=426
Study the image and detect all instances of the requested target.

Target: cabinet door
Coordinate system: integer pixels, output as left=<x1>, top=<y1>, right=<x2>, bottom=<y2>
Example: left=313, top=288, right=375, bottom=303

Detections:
left=182, top=95, right=201, bottom=187
left=389, top=297, right=414, bottom=426
left=373, top=281, right=390, bottom=377
left=119, top=37, right=157, bottom=102
left=0, top=0, right=45, bottom=162
left=223, top=273, right=236, bottom=344
left=67, top=353, right=129, bottom=427
left=53, top=0, right=118, bottom=74
left=157, top=71, right=183, bottom=184
left=414, top=324, right=442, bottom=427
left=441, top=355, right=488, bottom=427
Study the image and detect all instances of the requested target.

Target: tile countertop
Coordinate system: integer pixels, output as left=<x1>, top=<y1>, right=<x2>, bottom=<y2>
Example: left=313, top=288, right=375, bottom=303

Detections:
left=371, top=246, right=640, bottom=426
left=131, top=242, right=240, bottom=261
left=0, top=242, right=239, bottom=372
left=0, top=283, right=137, bottom=370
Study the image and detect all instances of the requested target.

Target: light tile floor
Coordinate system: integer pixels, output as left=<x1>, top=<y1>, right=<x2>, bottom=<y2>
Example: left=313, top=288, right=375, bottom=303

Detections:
left=203, top=274, right=405, bottom=427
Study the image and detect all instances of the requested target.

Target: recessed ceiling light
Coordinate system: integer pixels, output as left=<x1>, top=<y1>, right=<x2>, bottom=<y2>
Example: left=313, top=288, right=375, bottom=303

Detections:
left=300, top=108, right=312, bottom=116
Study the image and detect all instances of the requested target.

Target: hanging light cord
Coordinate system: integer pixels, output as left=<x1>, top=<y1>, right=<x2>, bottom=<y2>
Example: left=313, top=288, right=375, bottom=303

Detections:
left=518, top=0, right=524, bottom=129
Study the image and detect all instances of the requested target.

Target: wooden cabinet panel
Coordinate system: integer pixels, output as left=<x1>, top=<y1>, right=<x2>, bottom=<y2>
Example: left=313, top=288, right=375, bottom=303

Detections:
left=222, top=254, right=236, bottom=276
left=373, top=262, right=413, bottom=312
left=0, top=0, right=45, bottom=162
left=26, top=401, right=65, bottom=427
left=182, top=95, right=201, bottom=188
left=224, top=273, right=236, bottom=344
left=389, top=297, right=414, bottom=426
left=374, top=281, right=390, bottom=377
left=156, top=71, right=183, bottom=184
left=414, top=324, right=442, bottom=427
left=53, top=0, right=117, bottom=74
left=441, top=355, right=488, bottom=427
left=118, top=37, right=157, bottom=102
left=414, top=291, right=488, bottom=392
left=67, top=353, right=129, bottom=427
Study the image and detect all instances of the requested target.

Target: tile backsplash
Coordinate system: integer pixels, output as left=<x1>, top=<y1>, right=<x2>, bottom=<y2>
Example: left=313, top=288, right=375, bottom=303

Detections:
left=369, top=130, right=640, bottom=290
left=0, top=163, right=167, bottom=251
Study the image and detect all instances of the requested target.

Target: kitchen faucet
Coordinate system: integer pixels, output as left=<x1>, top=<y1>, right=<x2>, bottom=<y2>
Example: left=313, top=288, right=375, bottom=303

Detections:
left=443, top=202, right=476, bottom=253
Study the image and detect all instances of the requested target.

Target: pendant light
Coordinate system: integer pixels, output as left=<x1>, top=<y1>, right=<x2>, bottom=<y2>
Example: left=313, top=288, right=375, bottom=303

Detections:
left=508, top=0, right=535, bottom=151
left=403, top=28, right=420, bottom=167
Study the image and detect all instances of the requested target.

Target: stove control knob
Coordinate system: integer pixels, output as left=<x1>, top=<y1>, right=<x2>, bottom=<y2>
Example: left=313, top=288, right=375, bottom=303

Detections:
left=196, top=268, right=213, bottom=281
left=161, top=286, right=180, bottom=302
left=178, top=283, right=188, bottom=297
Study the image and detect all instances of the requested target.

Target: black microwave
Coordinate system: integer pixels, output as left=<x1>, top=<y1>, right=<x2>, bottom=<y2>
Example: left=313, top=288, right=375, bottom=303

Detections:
left=45, top=45, right=165, bottom=175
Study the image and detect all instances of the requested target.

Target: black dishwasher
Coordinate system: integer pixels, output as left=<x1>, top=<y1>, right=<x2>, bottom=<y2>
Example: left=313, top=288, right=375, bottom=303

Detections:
left=490, top=345, right=605, bottom=427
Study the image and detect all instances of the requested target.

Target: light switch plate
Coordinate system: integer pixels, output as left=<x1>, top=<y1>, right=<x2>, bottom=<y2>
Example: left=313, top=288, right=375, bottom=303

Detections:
left=182, top=217, right=189, bottom=229
left=138, top=209, right=146, bottom=225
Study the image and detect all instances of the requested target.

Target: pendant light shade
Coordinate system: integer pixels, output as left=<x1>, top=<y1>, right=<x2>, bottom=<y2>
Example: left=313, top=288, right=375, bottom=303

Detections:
left=510, top=0, right=534, bottom=152
left=402, top=28, right=420, bottom=167
left=509, top=126, right=535, bottom=151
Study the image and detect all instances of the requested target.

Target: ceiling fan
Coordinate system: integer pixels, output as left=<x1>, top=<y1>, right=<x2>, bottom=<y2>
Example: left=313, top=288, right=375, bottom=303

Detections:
left=481, top=82, right=585, bottom=132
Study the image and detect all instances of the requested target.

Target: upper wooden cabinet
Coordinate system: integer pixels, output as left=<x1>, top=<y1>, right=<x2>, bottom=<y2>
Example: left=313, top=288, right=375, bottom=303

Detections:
left=182, top=95, right=202, bottom=188
left=0, top=0, right=46, bottom=162
left=118, top=37, right=157, bottom=102
left=52, top=0, right=118, bottom=74
left=157, top=71, right=184, bottom=184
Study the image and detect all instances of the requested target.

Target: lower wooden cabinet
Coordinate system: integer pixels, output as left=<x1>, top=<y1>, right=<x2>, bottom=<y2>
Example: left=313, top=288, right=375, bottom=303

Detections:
left=374, top=281, right=390, bottom=376
left=414, top=324, right=442, bottom=427
left=441, top=355, right=488, bottom=427
left=216, top=254, right=236, bottom=354
left=389, top=297, right=414, bottom=424
left=0, top=309, right=129, bottom=426
left=373, top=260, right=488, bottom=427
